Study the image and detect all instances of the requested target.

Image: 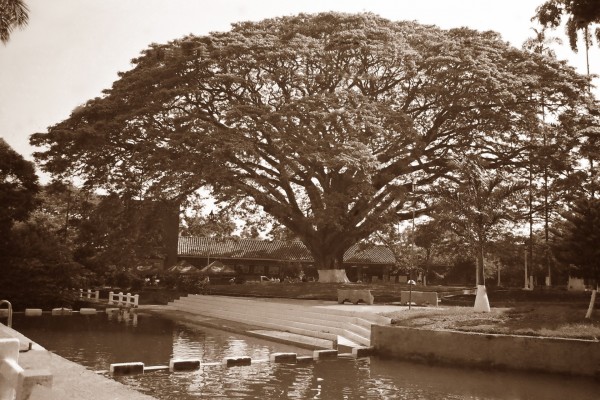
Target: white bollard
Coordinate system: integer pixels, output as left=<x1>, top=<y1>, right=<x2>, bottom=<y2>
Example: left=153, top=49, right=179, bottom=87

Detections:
left=108, top=291, right=114, bottom=305
left=133, top=294, right=139, bottom=308
left=79, top=289, right=83, bottom=298
left=24, top=309, right=42, bottom=317
left=118, top=292, right=123, bottom=306
left=86, top=289, right=91, bottom=299
left=126, top=293, right=132, bottom=306
left=95, top=290, right=100, bottom=301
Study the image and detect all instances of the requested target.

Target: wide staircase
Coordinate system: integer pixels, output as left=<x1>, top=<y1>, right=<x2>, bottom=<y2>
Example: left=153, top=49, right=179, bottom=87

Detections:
left=168, top=295, right=390, bottom=350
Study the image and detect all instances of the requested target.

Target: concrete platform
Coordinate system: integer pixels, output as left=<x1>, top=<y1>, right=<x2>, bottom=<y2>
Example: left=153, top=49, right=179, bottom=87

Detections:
left=156, top=295, right=398, bottom=351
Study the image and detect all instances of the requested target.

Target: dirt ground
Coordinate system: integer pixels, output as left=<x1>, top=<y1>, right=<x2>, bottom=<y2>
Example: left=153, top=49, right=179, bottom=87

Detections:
left=383, top=303, right=600, bottom=340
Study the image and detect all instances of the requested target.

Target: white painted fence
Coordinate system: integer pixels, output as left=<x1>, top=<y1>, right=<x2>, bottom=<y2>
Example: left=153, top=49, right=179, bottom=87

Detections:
left=107, top=292, right=139, bottom=308
left=78, top=289, right=139, bottom=308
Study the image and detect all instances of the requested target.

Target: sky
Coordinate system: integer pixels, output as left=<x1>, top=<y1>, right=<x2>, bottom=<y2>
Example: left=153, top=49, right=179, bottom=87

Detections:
left=1, top=0, right=598, bottom=177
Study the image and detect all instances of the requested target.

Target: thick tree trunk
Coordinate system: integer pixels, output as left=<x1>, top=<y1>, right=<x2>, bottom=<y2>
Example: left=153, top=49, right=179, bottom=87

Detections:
left=310, top=244, right=350, bottom=283
left=318, top=269, right=350, bottom=283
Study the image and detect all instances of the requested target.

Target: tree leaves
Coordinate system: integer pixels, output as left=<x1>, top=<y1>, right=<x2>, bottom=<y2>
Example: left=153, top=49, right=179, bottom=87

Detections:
left=31, top=12, right=592, bottom=267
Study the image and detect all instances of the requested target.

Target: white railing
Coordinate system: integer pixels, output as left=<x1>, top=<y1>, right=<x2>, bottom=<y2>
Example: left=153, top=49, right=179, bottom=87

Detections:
left=79, top=289, right=100, bottom=301
left=78, top=289, right=139, bottom=308
left=107, top=291, right=139, bottom=308
left=0, top=300, right=12, bottom=328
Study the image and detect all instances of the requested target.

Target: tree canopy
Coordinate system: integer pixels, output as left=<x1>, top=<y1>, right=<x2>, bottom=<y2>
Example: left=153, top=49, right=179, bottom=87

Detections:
left=534, top=0, right=600, bottom=51
left=0, top=138, right=38, bottom=247
left=31, top=13, right=592, bottom=273
left=0, top=0, right=29, bottom=44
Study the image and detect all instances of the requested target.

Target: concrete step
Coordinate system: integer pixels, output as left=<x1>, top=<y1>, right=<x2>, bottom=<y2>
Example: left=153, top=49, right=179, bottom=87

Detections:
left=171, top=301, right=339, bottom=344
left=176, top=295, right=383, bottom=336
left=169, top=295, right=381, bottom=347
left=185, top=295, right=390, bottom=325
left=171, top=297, right=371, bottom=345
left=173, top=297, right=371, bottom=339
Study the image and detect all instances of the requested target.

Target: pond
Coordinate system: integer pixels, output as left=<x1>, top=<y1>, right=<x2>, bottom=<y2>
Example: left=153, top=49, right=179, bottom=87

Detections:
left=12, top=312, right=600, bottom=400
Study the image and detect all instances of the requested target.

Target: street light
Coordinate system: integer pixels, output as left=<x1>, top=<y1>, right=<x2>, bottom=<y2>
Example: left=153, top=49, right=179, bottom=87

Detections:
left=407, top=279, right=416, bottom=310
left=207, top=211, right=217, bottom=266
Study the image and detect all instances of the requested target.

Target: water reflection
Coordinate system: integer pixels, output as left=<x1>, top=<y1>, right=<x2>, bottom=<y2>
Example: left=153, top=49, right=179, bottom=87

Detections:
left=13, top=313, right=600, bottom=400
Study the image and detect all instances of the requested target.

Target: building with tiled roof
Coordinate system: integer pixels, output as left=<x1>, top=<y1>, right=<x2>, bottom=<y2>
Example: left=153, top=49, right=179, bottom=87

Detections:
left=177, top=237, right=397, bottom=282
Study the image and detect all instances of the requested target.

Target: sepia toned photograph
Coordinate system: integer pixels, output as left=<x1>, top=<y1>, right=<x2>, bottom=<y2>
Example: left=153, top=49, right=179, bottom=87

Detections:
left=1, top=1, right=600, bottom=399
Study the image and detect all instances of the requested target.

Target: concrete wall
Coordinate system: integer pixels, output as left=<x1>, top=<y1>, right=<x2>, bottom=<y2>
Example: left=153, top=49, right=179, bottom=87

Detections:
left=372, top=325, right=600, bottom=377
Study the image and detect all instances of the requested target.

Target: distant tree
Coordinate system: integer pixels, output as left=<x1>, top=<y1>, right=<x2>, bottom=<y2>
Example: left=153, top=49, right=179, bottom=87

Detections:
left=0, top=0, right=29, bottom=44
left=552, top=197, right=600, bottom=317
left=0, top=138, right=38, bottom=249
left=74, top=195, right=178, bottom=274
left=31, top=13, right=591, bottom=281
left=433, top=158, right=527, bottom=311
left=534, top=0, right=600, bottom=52
left=179, top=210, right=236, bottom=238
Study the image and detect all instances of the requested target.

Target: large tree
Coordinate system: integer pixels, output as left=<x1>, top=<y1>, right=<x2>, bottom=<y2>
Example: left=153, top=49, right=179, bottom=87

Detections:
left=31, top=13, right=591, bottom=281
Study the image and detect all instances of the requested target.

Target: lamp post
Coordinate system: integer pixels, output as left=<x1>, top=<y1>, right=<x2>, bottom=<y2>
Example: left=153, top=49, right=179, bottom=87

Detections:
left=407, top=279, right=416, bottom=310
left=207, top=211, right=216, bottom=266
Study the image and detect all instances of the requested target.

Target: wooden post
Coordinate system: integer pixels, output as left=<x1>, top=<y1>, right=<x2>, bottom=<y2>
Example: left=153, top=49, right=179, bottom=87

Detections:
left=108, top=291, right=114, bottom=305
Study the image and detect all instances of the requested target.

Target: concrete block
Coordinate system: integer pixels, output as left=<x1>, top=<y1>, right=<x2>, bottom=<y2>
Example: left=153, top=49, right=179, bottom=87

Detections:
left=79, top=308, right=97, bottom=315
left=223, top=357, right=251, bottom=367
left=0, top=338, right=22, bottom=400
left=169, top=359, right=200, bottom=372
left=313, top=349, right=338, bottom=360
left=110, top=362, right=144, bottom=375
left=16, top=369, right=52, bottom=400
left=269, top=353, right=297, bottom=363
left=400, top=291, right=438, bottom=306
left=51, top=308, right=72, bottom=316
left=352, top=346, right=374, bottom=358
left=337, top=289, right=374, bottom=305
left=24, top=309, right=42, bottom=317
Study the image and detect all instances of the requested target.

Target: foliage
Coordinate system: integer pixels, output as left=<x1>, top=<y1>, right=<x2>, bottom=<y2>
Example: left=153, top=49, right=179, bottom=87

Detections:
left=31, top=13, right=591, bottom=269
left=0, top=0, right=29, bottom=44
left=0, top=220, right=91, bottom=310
left=534, top=0, right=600, bottom=51
left=552, top=197, right=600, bottom=285
left=0, top=138, right=38, bottom=250
left=432, top=158, right=527, bottom=284
left=73, top=194, right=177, bottom=273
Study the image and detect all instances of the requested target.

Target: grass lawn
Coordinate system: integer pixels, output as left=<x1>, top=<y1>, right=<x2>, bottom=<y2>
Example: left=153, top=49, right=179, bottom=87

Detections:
left=138, top=282, right=600, bottom=340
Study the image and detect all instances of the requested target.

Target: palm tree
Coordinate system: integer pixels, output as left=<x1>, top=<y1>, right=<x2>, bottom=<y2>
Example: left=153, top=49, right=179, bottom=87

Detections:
left=0, top=0, right=29, bottom=44
left=522, top=27, right=562, bottom=286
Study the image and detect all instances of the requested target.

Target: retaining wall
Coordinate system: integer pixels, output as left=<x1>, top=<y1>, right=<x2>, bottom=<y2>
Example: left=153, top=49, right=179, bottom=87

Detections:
left=371, top=325, right=600, bottom=377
